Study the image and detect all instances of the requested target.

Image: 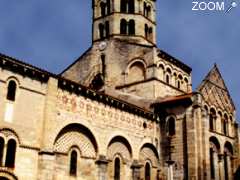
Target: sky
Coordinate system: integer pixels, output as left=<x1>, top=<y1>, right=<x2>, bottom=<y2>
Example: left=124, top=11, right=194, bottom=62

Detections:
left=0, top=0, right=239, bottom=118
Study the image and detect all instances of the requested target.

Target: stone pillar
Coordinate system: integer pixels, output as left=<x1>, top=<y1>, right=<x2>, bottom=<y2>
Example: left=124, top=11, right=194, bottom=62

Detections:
left=37, top=152, right=55, bottom=180
left=227, top=156, right=232, bottom=180
left=218, top=154, right=224, bottom=180
left=96, top=155, right=109, bottom=180
left=166, top=160, right=174, bottom=180
left=214, top=151, right=220, bottom=180
left=131, top=160, right=142, bottom=180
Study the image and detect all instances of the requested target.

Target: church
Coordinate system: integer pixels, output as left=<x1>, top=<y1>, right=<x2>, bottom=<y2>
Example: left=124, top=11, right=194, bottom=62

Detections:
left=0, top=0, right=239, bottom=179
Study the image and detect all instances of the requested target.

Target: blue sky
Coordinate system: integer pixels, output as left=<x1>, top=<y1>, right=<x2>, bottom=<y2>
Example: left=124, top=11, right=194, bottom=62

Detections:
left=0, top=1, right=239, bottom=118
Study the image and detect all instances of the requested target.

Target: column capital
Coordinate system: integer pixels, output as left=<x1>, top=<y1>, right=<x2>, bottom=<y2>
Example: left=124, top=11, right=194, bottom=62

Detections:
left=131, top=160, right=143, bottom=169
left=218, top=154, right=224, bottom=162
left=95, top=155, right=109, bottom=165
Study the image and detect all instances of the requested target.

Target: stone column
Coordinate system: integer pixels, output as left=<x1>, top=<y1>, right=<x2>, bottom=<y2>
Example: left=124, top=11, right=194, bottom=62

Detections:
left=131, top=160, right=142, bottom=180
left=213, top=151, right=220, bottom=180
left=96, top=155, right=109, bottom=180
left=166, top=160, right=174, bottom=180
left=218, top=154, right=224, bottom=180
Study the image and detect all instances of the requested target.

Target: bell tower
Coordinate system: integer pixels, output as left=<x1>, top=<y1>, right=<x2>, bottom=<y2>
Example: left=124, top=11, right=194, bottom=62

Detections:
left=92, top=0, right=157, bottom=46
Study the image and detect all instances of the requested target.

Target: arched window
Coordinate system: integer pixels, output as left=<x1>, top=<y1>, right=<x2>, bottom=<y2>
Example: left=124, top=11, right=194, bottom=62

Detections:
left=146, top=5, right=151, bottom=18
left=177, top=80, right=181, bottom=89
left=209, top=137, right=220, bottom=179
left=99, top=23, right=104, bottom=39
left=223, top=114, right=228, bottom=136
left=145, top=24, right=148, bottom=38
left=121, top=0, right=127, bottom=13
left=167, top=117, right=176, bottom=136
left=0, top=137, right=4, bottom=166
left=114, top=157, right=120, bottom=180
left=70, top=150, right=78, bottom=176
left=105, top=21, right=110, bottom=38
left=106, top=0, right=111, bottom=14
left=144, top=2, right=147, bottom=16
left=100, top=2, right=106, bottom=17
left=128, top=20, right=135, bottom=35
left=209, top=109, right=216, bottom=131
left=210, top=147, right=215, bottom=179
left=120, top=19, right=127, bottom=35
left=224, top=142, right=233, bottom=180
left=166, top=74, right=170, bottom=84
left=128, top=0, right=135, bottom=13
left=5, top=139, right=16, bottom=168
left=145, top=162, right=151, bottom=180
left=7, top=80, right=17, bottom=101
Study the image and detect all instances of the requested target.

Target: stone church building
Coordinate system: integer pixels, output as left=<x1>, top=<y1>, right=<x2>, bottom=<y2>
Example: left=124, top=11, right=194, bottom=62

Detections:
left=0, top=0, right=239, bottom=179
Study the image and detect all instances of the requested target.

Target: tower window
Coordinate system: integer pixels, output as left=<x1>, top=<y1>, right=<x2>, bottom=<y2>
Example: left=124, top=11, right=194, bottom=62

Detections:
left=5, top=139, right=16, bottom=168
left=120, top=19, right=127, bottom=35
left=128, top=0, right=135, bottom=13
left=105, top=21, right=110, bottom=38
left=145, top=162, right=151, bottom=180
left=145, top=24, right=148, bottom=38
left=99, top=23, right=105, bottom=39
left=100, top=2, right=106, bottom=17
left=0, top=137, right=4, bottom=166
left=107, top=0, right=111, bottom=14
left=121, top=0, right=127, bottom=13
left=128, top=20, right=135, bottom=35
left=70, top=150, right=78, bottom=176
left=7, top=80, right=17, bottom=101
left=114, top=157, right=120, bottom=180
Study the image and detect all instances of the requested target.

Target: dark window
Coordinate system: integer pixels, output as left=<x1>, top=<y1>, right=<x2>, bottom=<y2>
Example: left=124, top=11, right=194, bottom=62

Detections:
left=120, top=19, right=127, bottom=35
left=128, top=20, right=135, bottom=35
left=0, top=137, right=4, bottom=166
left=146, top=6, right=151, bottom=18
left=209, top=114, right=214, bottom=130
left=129, top=0, right=135, bottom=13
left=223, top=120, right=228, bottom=135
left=121, top=0, right=127, bottom=13
left=167, top=117, right=176, bottom=136
left=107, top=0, right=111, bottom=14
left=210, top=148, right=215, bottom=179
left=144, top=2, right=147, bottom=16
left=70, top=150, right=77, bottom=176
left=145, top=24, right=148, bottom=38
left=7, top=80, right=17, bottom=101
left=177, top=81, right=181, bottom=89
left=100, top=2, right=106, bottom=17
left=166, top=74, right=170, bottom=84
left=105, top=21, right=110, bottom=38
left=114, top=157, right=120, bottom=180
left=224, top=152, right=229, bottom=180
left=101, top=54, right=106, bottom=78
left=5, top=139, right=16, bottom=168
left=99, top=23, right=104, bottom=39
left=145, top=162, right=151, bottom=180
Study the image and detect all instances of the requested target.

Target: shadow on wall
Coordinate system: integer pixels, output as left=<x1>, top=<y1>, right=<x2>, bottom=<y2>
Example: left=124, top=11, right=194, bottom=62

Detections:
left=234, top=166, right=240, bottom=180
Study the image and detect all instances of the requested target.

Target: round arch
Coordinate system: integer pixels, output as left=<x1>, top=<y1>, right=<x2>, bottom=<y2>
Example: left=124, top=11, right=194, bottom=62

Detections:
left=209, top=136, right=221, bottom=153
left=0, top=170, right=18, bottom=180
left=54, top=123, right=98, bottom=158
left=125, top=58, right=147, bottom=74
left=224, top=141, right=233, bottom=155
left=107, top=135, right=133, bottom=163
left=139, top=143, right=159, bottom=167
